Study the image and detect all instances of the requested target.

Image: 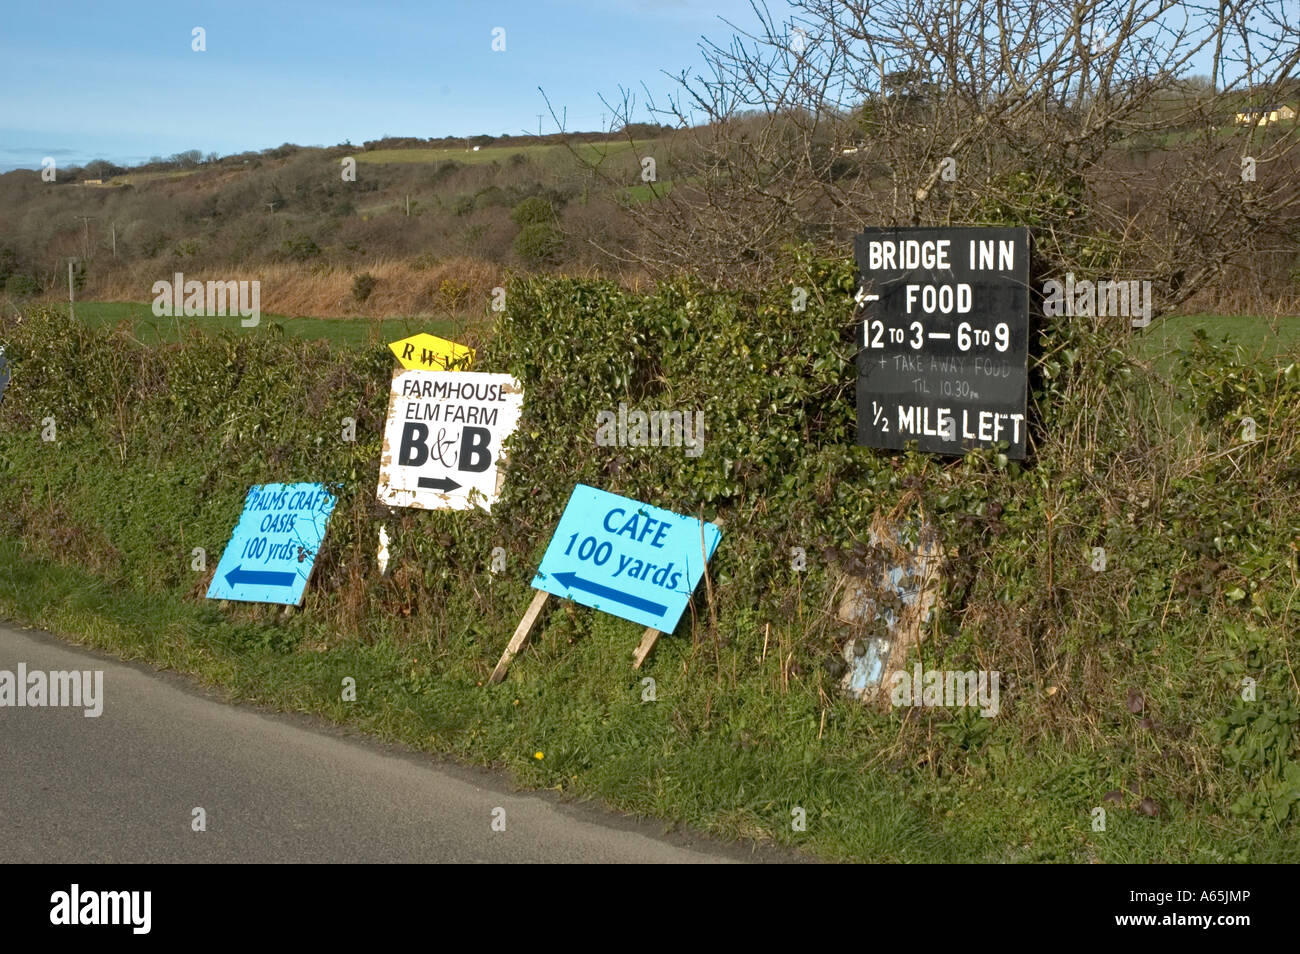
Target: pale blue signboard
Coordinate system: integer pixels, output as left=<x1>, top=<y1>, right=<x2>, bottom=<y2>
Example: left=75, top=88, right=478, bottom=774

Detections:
left=532, top=484, right=722, bottom=632
left=207, top=483, right=337, bottom=606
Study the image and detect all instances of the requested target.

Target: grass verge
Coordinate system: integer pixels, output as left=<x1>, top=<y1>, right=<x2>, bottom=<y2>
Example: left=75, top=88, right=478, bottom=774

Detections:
left=0, top=541, right=1288, bottom=863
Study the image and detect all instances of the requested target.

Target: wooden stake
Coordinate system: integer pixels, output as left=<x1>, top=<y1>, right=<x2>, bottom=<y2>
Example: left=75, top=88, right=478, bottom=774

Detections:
left=489, top=589, right=550, bottom=683
left=631, top=627, right=661, bottom=669
left=631, top=516, right=723, bottom=670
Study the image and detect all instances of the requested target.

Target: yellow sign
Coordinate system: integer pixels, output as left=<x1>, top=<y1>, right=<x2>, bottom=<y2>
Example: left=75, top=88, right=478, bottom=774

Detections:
left=388, top=333, right=475, bottom=371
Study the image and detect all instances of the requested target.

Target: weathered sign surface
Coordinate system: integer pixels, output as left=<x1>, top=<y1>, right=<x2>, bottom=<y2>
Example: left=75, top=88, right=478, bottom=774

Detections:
left=377, top=369, right=523, bottom=512
left=855, top=226, right=1030, bottom=458
left=207, top=483, right=337, bottom=605
left=388, top=333, right=475, bottom=371
left=837, top=514, right=943, bottom=702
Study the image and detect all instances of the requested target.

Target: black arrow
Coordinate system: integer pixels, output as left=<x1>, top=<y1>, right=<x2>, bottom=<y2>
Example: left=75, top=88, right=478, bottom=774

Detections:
left=551, top=571, right=667, bottom=617
left=417, top=476, right=461, bottom=492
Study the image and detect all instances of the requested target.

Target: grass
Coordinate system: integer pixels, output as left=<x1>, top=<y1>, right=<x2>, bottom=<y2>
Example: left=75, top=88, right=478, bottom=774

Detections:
left=357, top=145, right=562, bottom=165
left=54, top=301, right=467, bottom=348
left=1101, top=312, right=1298, bottom=458
left=1, top=299, right=1296, bottom=863
left=1132, top=313, right=1300, bottom=372
left=619, top=180, right=675, bottom=204
left=355, top=139, right=653, bottom=167
left=109, top=169, right=202, bottom=186
left=3, top=536, right=1286, bottom=863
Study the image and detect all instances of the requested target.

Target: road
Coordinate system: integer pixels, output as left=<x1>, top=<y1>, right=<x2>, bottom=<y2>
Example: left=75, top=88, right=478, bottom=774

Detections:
left=0, top=622, right=757, bottom=863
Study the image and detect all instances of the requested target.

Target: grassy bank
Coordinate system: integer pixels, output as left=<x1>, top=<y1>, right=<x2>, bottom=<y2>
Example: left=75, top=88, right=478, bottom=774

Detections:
left=1, top=268, right=1297, bottom=862
left=4, top=538, right=1289, bottom=862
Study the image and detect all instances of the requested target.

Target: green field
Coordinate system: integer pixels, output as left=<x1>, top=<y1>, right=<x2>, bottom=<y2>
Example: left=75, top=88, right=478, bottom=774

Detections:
left=108, top=168, right=202, bottom=187
left=52, top=301, right=471, bottom=348
left=48, top=303, right=1300, bottom=363
left=1134, top=313, right=1300, bottom=364
left=355, top=139, right=652, bottom=166
left=619, top=180, right=675, bottom=204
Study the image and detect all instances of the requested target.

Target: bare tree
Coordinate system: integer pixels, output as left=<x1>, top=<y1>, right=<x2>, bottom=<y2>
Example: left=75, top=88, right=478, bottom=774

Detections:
left=569, top=0, right=1300, bottom=311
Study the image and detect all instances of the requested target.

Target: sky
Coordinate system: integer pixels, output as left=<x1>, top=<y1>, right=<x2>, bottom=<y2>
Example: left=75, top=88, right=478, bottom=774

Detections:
left=0, top=1, right=1258, bottom=174
left=0, top=0, right=759, bottom=171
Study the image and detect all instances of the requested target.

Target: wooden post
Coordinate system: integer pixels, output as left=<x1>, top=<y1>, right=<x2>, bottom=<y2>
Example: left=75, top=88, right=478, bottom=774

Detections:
left=631, top=627, right=660, bottom=669
left=496, top=517, right=723, bottom=679
left=631, top=516, right=723, bottom=670
left=489, top=590, right=550, bottom=683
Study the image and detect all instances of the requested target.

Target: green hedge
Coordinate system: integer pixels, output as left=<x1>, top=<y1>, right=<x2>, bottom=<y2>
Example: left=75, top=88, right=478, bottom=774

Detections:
left=1, top=260, right=1297, bottom=855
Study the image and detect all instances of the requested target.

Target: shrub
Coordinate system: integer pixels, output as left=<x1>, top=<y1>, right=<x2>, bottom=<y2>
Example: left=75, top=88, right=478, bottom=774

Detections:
left=0, top=248, right=18, bottom=287
left=352, top=272, right=377, bottom=303
left=510, top=196, right=556, bottom=227
left=281, top=234, right=321, bottom=262
left=473, top=186, right=507, bottom=210
left=513, top=224, right=564, bottom=267
left=435, top=277, right=470, bottom=310
left=4, top=273, right=40, bottom=297
left=1, top=261, right=1297, bottom=859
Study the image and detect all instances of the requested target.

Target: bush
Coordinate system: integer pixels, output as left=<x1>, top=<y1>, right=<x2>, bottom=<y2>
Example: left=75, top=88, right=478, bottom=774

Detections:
left=435, top=277, right=470, bottom=310
left=473, top=186, right=507, bottom=210
left=510, top=196, right=556, bottom=227
left=280, top=234, right=321, bottom=262
left=513, top=224, right=564, bottom=267
left=352, top=272, right=377, bottom=303
left=0, top=264, right=1297, bottom=860
left=4, top=274, right=41, bottom=297
left=0, top=247, right=18, bottom=287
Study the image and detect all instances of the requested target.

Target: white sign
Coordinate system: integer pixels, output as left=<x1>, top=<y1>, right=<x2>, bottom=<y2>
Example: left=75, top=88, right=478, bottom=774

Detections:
left=377, top=370, right=523, bottom=512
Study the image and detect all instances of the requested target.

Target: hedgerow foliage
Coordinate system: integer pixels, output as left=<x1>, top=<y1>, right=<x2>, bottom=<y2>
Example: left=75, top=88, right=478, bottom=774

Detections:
left=0, top=259, right=1297, bottom=845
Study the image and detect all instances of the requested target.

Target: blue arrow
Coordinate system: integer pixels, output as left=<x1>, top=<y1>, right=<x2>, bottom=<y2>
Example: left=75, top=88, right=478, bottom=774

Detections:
left=224, top=564, right=297, bottom=589
left=551, top=571, right=667, bottom=617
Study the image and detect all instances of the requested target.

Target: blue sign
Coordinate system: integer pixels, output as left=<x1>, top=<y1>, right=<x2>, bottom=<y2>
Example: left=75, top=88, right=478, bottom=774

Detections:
left=532, top=484, right=722, bottom=632
left=207, top=483, right=337, bottom=606
left=0, top=347, right=10, bottom=405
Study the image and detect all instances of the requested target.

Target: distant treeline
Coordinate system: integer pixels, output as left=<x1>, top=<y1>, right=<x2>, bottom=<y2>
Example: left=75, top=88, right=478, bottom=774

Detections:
left=359, top=122, right=672, bottom=153
left=42, top=124, right=675, bottom=184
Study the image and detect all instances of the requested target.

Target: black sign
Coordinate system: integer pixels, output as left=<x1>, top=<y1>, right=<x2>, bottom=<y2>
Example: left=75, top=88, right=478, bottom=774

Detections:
left=854, top=226, right=1030, bottom=458
left=0, top=346, right=9, bottom=405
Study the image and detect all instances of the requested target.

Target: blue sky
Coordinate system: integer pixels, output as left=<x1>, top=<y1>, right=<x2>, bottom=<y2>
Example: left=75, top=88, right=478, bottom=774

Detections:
left=0, top=0, right=758, bottom=171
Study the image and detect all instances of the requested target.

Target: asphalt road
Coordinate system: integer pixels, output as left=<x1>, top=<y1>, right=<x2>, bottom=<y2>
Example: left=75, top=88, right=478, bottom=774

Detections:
left=0, top=622, right=753, bottom=863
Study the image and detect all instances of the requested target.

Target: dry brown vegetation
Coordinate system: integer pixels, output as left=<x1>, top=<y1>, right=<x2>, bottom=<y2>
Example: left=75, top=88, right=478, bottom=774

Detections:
left=89, top=256, right=503, bottom=319
left=578, top=0, right=1300, bottom=316
left=0, top=137, right=649, bottom=318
